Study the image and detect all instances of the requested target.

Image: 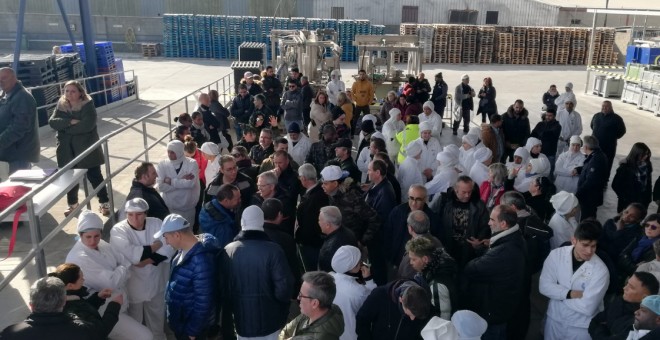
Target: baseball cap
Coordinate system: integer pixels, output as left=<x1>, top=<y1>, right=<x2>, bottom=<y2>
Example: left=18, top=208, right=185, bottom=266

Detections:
left=154, top=214, right=190, bottom=238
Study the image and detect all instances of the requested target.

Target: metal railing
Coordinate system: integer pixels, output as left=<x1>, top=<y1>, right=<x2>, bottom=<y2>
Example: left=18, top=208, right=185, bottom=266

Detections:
left=0, top=71, right=236, bottom=292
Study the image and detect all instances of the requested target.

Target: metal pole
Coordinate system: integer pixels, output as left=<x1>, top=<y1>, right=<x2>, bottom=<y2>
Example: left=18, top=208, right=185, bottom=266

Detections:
left=603, top=0, right=610, bottom=27
left=585, top=11, right=598, bottom=94
left=103, top=141, right=116, bottom=226
left=134, top=75, right=140, bottom=100
left=56, top=0, right=78, bottom=50
left=142, top=121, right=149, bottom=163
left=630, top=16, right=637, bottom=46
left=79, top=0, right=98, bottom=78
left=26, top=200, right=47, bottom=277
left=12, top=0, right=27, bottom=72
left=642, top=16, right=648, bottom=41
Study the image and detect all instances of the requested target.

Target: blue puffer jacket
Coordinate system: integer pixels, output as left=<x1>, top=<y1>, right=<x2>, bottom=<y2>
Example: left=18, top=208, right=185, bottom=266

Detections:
left=223, top=230, right=294, bottom=337
left=199, top=199, right=237, bottom=249
left=166, top=233, right=220, bottom=338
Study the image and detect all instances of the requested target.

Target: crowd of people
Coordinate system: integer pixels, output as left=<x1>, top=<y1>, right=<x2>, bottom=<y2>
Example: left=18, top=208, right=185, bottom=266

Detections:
left=3, top=65, right=660, bottom=340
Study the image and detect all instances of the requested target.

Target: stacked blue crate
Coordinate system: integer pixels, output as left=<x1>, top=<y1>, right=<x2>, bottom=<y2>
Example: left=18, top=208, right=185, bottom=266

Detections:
left=370, top=25, right=385, bottom=35
left=163, top=14, right=180, bottom=58
left=290, top=17, right=306, bottom=30
left=259, top=16, right=275, bottom=61
left=356, top=20, right=371, bottom=35
left=338, top=20, right=356, bottom=61
left=116, top=58, right=127, bottom=99
left=179, top=14, right=196, bottom=58
left=212, top=15, right=228, bottom=59
left=60, top=43, right=85, bottom=60
left=226, top=16, right=243, bottom=60
left=307, top=18, right=324, bottom=30
left=242, top=16, right=259, bottom=43
left=274, top=17, right=289, bottom=30
left=195, top=15, right=213, bottom=58
left=324, top=19, right=338, bottom=31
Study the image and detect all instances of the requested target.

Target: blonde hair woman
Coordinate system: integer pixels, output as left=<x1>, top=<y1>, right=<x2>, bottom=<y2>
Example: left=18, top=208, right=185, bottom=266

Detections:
left=48, top=81, right=111, bottom=217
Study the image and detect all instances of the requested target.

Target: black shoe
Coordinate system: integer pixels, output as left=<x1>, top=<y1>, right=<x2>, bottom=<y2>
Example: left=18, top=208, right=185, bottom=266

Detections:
left=452, top=131, right=458, bottom=135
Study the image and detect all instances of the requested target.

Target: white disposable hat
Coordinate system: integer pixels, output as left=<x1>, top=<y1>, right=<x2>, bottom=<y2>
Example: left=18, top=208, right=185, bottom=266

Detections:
left=124, top=198, right=149, bottom=213
left=77, top=210, right=104, bottom=233
left=331, top=245, right=362, bottom=274
left=241, top=205, right=264, bottom=231
left=200, top=142, right=220, bottom=156
left=550, top=191, right=579, bottom=215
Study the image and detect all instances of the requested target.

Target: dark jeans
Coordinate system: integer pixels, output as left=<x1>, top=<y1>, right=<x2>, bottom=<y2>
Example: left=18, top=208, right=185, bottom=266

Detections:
left=303, top=107, right=311, bottom=130
left=453, top=107, right=470, bottom=133
left=298, top=244, right=320, bottom=272
left=67, top=165, right=109, bottom=205
left=222, top=130, right=233, bottom=152
left=482, top=323, right=507, bottom=340
left=175, top=329, right=208, bottom=340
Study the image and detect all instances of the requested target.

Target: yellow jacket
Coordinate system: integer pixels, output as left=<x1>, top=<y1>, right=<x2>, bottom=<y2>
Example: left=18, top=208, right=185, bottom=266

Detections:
left=351, top=79, right=375, bottom=107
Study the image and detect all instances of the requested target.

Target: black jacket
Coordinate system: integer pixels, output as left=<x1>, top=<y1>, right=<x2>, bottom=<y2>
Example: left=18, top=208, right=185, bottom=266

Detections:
left=502, top=105, right=531, bottom=148
left=531, top=119, right=562, bottom=157
left=429, top=187, right=490, bottom=267
left=431, top=80, right=448, bottom=111
left=295, top=183, right=329, bottom=248
left=365, top=179, right=397, bottom=222
left=542, top=92, right=559, bottom=112
left=205, top=171, right=256, bottom=209
left=126, top=180, right=170, bottom=220
left=249, top=143, right=275, bottom=165
left=339, top=156, right=362, bottom=184
left=223, top=230, right=294, bottom=337
left=477, top=86, right=497, bottom=115
left=517, top=212, right=553, bottom=274
left=577, top=149, right=609, bottom=207
left=329, top=182, right=382, bottom=245
left=612, top=160, right=653, bottom=211
left=262, top=76, right=283, bottom=108
left=415, top=78, right=432, bottom=103
left=600, top=218, right=643, bottom=263
left=618, top=235, right=659, bottom=278
left=230, top=94, right=255, bottom=124
left=210, top=100, right=231, bottom=132
left=414, top=248, right=458, bottom=317
left=462, top=227, right=527, bottom=325
left=591, top=112, right=626, bottom=156
left=199, top=105, right=223, bottom=144
left=0, top=312, right=96, bottom=339
left=62, top=289, right=120, bottom=339
left=356, top=280, right=427, bottom=340
left=264, top=221, right=301, bottom=298
left=301, top=83, right=314, bottom=110
left=384, top=203, right=440, bottom=265
left=318, top=227, right=358, bottom=272
left=589, top=296, right=639, bottom=340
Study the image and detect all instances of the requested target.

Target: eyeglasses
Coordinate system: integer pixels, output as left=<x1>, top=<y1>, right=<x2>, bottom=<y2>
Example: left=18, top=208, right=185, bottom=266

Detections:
left=289, top=85, right=296, bottom=88
left=408, top=196, right=425, bottom=203
left=645, top=224, right=659, bottom=230
left=297, top=292, right=314, bottom=300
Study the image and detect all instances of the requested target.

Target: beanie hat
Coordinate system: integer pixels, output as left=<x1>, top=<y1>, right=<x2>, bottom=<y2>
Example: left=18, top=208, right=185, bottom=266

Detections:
left=200, top=142, right=220, bottom=156
left=550, top=191, right=579, bottom=215
left=331, top=245, right=362, bottom=274
left=77, top=210, right=104, bottom=233
left=241, top=205, right=264, bottom=231
left=361, top=120, right=375, bottom=134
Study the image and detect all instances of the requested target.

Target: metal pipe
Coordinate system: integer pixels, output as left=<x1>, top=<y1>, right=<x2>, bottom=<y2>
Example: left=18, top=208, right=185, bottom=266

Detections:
left=12, top=0, right=27, bottom=72
left=56, top=0, right=78, bottom=50
left=26, top=199, right=46, bottom=277
left=585, top=11, right=599, bottom=94
left=142, top=121, right=149, bottom=163
left=79, top=0, right=98, bottom=78
left=103, top=140, right=116, bottom=226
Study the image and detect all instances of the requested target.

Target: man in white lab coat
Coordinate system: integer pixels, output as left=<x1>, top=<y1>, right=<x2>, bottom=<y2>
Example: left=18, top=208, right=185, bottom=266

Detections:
left=540, top=220, right=610, bottom=340
left=156, top=140, right=200, bottom=224
left=555, top=99, right=582, bottom=157
left=397, top=141, right=425, bottom=203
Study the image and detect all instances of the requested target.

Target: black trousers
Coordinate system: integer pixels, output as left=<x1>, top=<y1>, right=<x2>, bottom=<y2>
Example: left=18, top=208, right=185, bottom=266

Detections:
left=453, top=107, right=471, bottom=133
left=67, top=165, right=109, bottom=205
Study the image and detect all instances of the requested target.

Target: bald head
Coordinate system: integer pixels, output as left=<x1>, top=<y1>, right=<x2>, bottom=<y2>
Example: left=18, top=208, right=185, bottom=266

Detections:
left=0, top=67, right=17, bottom=92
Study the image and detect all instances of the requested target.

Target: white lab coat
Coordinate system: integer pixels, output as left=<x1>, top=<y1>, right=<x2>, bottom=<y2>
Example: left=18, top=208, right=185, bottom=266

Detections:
left=554, top=151, right=585, bottom=194
left=556, top=109, right=583, bottom=156
left=382, top=115, right=405, bottom=161
left=418, top=111, right=443, bottom=140
left=357, top=147, right=371, bottom=183
left=555, top=91, right=578, bottom=109
left=426, top=166, right=459, bottom=200
left=330, top=272, right=376, bottom=340
left=66, top=240, right=154, bottom=340
left=156, top=157, right=200, bottom=224
left=469, top=162, right=490, bottom=188
left=417, top=137, right=442, bottom=177
left=286, top=133, right=312, bottom=166
left=459, top=147, right=476, bottom=174
left=514, top=172, right=539, bottom=193
left=540, top=245, right=609, bottom=340
left=204, top=157, right=220, bottom=189
left=326, top=79, right=346, bottom=106
left=397, top=157, right=425, bottom=203
left=548, top=213, right=579, bottom=249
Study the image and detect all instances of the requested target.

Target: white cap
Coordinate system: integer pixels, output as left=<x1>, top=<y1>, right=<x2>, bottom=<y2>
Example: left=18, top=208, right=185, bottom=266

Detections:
left=154, top=214, right=190, bottom=238
left=321, top=165, right=345, bottom=181
left=331, top=245, right=362, bottom=274
left=473, top=148, right=492, bottom=163
left=167, top=140, right=184, bottom=160
left=77, top=210, right=104, bottom=233
left=422, top=101, right=435, bottom=110
left=200, top=142, right=220, bottom=156
left=569, top=135, right=582, bottom=145
left=514, top=147, right=529, bottom=160
left=371, top=131, right=385, bottom=141
left=419, top=121, right=433, bottom=132
left=244, top=71, right=254, bottom=79
left=436, top=151, right=456, bottom=166
left=565, top=82, right=573, bottom=89
left=525, top=137, right=542, bottom=151
left=462, top=134, right=478, bottom=147
left=461, top=74, right=469, bottom=80
left=362, top=114, right=377, bottom=124
left=468, top=127, right=481, bottom=138
left=406, top=142, right=423, bottom=158
left=528, top=158, right=549, bottom=175
left=241, top=205, right=264, bottom=231
left=331, top=69, right=341, bottom=77
left=451, top=310, right=487, bottom=340
left=550, top=191, right=579, bottom=215
left=421, top=316, right=458, bottom=340
left=389, top=108, right=402, bottom=119
left=444, top=144, right=460, bottom=158
left=124, top=198, right=149, bottom=213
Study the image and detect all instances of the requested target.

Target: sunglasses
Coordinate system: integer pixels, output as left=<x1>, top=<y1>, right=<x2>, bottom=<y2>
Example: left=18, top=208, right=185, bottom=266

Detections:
left=645, top=224, right=659, bottom=230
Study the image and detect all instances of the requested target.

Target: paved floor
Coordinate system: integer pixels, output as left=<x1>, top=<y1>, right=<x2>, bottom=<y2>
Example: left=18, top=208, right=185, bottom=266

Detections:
left=1, top=55, right=658, bottom=337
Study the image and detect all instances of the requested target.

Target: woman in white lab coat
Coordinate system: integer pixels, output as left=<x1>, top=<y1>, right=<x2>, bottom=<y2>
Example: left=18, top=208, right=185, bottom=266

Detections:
left=426, top=151, right=460, bottom=202
left=156, top=140, right=200, bottom=224
left=469, top=148, right=493, bottom=187
left=110, top=198, right=176, bottom=339
left=540, top=221, right=609, bottom=340
left=397, top=142, right=425, bottom=203
left=548, top=191, right=580, bottom=249
left=554, top=136, right=584, bottom=194
left=525, top=137, right=551, bottom=177
left=460, top=133, right=478, bottom=173
left=382, top=108, right=405, bottom=163
left=66, top=210, right=153, bottom=340
left=513, top=157, right=549, bottom=193
left=200, top=142, right=221, bottom=190
left=417, top=121, right=443, bottom=180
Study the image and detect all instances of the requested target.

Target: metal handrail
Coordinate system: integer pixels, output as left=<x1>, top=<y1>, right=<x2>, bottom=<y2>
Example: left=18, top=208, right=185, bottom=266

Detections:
left=0, top=71, right=236, bottom=292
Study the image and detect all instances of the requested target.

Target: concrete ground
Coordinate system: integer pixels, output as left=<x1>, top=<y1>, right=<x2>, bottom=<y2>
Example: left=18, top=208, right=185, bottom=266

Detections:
left=0, top=54, right=658, bottom=338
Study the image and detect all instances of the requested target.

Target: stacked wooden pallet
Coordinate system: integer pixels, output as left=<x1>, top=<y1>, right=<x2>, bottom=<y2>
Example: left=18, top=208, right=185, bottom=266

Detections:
left=462, top=25, right=478, bottom=64
left=539, top=28, right=556, bottom=64
left=141, top=43, right=162, bottom=57
left=525, top=27, right=541, bottom=64
left=511, top=27, right=526, bottom=64
left=448, top=25, right=463, bottom=63
left=397, top=24, right=418, bottom=63
left=478, top=26, right=495, bottom=64
left=555, top=28, right=571, bottom=64
left=495, top=32, right=512, bottom=64
left=588, top=29, right=602, bottom=65
left=569, top=28, right=588, bottom=65
left=432, top=24, right=450, bottom=63
left=418, top=25, right=435, bottom=64
left=598, top=28, right=616, bottom=65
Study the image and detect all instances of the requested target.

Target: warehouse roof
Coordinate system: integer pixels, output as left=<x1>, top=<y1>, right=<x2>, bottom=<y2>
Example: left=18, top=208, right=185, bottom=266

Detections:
left=533, top=0, right=660, bottom=11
